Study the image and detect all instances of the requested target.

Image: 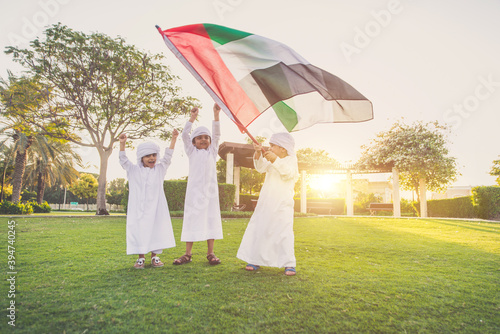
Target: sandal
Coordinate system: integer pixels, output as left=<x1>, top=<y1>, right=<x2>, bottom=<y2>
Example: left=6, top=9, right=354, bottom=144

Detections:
left=151, top=256, right=164, bottom=268
left=285, top=267, right=296, bottom=276
left=134, top=258, right=145, bottom=269
left=173, top=254, right=192, bottom=265
left=206, top=253, right=221, bottom=265
left=245, top=264, right=260, bottom=271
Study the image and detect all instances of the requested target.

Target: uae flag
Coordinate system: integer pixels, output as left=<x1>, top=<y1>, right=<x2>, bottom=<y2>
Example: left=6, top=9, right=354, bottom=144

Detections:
left=157, top=23, right=373, bottom=132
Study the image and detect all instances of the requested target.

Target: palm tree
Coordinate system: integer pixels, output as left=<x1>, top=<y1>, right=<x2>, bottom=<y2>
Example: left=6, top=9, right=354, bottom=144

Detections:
left=24, top=140, right=82, bottom=203
left=0, top=71, right=61, bottom=203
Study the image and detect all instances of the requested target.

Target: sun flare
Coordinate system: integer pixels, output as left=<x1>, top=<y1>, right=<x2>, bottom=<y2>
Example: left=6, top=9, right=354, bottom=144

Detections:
left=308, top=174, right=341, bottom=193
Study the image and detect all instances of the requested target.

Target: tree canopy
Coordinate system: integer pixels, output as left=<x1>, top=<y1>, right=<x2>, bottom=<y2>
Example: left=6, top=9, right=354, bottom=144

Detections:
left=5, top=23, right=197, bottom=214
left=69, top=173, right=98, bottom=210
left=358, top=120, right=458, bottom=198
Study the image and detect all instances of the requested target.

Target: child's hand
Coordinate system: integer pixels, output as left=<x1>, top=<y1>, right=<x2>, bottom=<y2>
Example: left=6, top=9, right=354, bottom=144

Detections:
left=253, top=142, right=262, bottom=151
left=171, top=129, right=179, bottom=138
left=213, top=103, right=221, bottom=114
left=119, top=133, right=127, bottom=143
left=263, top=150, right=277, bottom=163
left=213, top=103, right=220, bottom=121
left=189, top=107, right=199, bottom=122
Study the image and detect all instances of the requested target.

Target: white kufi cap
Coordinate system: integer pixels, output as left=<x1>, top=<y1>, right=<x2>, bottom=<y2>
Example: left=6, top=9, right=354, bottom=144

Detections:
left=190, top=126, right=211, bottom=142
left=270, top=132, right=295, bottom=156
left=136, top=142, right=160, bottom=165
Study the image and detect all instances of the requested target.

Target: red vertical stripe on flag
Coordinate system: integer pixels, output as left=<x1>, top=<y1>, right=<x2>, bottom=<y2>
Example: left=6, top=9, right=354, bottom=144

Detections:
left=164, top=25, right=260, bottom=127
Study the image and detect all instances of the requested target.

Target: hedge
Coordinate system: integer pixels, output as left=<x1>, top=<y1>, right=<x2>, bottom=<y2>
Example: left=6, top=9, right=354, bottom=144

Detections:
left=238, top=194, right=259, bottom=211
left=0, top=201, right=34, bottom=215
left=163, top=180, right=235, bottom=212
left=472, top=186, right=500, bottom=220
left=425, top=196, right=476, bottom=218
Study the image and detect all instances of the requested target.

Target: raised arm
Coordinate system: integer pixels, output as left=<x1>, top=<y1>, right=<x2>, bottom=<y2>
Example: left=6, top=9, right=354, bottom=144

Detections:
left=118, top=133, right=133, bottom=171
left=169, top=129, right=179, bottom=150
left=182, top=108, right=198, bottom=155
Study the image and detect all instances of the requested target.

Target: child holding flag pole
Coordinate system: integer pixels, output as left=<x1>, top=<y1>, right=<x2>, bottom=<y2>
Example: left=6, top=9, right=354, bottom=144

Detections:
left=237, top=133, right=299, bottom=276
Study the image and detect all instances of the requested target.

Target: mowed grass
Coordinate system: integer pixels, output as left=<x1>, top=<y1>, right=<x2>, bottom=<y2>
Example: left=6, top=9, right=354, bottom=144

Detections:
left=0, top=216, right=498, bottom=333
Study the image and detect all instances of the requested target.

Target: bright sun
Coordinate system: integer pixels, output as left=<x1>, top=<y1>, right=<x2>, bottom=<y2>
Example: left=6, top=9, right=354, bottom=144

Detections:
left=309, top=174, right=340, bottom=193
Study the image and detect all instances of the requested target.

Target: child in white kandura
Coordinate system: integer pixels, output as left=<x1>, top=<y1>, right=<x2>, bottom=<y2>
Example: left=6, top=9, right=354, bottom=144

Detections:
left=236, top=132, right=299, bottom=276
left=173, top=104, right=223, bottom=266
left=119, top=130, right=179, bottom=269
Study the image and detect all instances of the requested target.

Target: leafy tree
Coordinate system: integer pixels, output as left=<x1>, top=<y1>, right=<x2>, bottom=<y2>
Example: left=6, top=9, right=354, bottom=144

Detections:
left=490, top=157, right=500, bottom=185
left=358, top=120, right=458, bottom=202
left=42, top=185, right=79, bottom=207
left=69, top=173, right=98, bottom=211
left=106, top=178, right=126, bottom=208
left=5, top=23, right=197, bottom=215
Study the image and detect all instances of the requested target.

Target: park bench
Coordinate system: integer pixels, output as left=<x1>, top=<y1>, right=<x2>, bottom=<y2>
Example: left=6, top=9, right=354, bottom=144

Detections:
left=307, top=200, right=334, bottom=214
left=368, top=203, right=394, bottom=215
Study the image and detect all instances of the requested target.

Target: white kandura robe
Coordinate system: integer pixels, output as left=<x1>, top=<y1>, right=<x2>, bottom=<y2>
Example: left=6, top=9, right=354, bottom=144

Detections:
left=181, top=121, right=223, bottom=242
left=237, top=154, right=299, bottom=268
left=119, top=148, right=176, bottom=255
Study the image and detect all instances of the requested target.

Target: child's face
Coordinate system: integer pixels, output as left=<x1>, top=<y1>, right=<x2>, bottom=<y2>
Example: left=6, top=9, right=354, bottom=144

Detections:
left=269, top=143, right=288, bottom=158
left=141, top=153, right=157, bottom=168
left=193, top=135, right=211, bottom=149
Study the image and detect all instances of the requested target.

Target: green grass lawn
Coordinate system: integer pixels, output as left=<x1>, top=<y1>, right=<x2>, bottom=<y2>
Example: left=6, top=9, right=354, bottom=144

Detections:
left=1, top=216, right=498, bottom=333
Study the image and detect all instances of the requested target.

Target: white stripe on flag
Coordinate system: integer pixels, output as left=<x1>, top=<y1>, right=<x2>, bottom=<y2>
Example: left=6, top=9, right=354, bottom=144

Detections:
left=215, top=34, right=310, bottom=82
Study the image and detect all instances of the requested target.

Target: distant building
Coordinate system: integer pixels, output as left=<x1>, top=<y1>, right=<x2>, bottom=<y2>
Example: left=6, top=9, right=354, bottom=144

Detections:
left=337, top=179, right=393, bottom=202
left=430, top=186, right=472, bottom=200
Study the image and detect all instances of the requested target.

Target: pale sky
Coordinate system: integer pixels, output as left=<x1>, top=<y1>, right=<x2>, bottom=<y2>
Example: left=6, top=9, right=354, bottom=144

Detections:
left=1, top=0, right=499, bottom=190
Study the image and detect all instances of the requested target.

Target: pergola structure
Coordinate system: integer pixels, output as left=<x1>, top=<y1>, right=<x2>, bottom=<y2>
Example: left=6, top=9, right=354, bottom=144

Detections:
left=218, top=142, right=403, bottom=217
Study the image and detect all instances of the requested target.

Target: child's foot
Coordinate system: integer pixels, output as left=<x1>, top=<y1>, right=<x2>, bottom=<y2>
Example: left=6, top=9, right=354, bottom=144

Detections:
left=284, top=267, right=296, bottom=276
left=245, top=264, right=260, bottom=271
left=173, top=254, right=192, bottom=265
left=134, top=258, right=145, bottom=269
left=207, top=253, right=221, bottom=265
left=151, top=256, right=164, bottom=268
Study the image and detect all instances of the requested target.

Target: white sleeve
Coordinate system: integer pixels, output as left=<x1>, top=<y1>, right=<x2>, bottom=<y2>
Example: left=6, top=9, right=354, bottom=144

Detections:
left=253, top=154, right=271, bottom=174
left=119, top=151, right=133, bottom=171
left=271, top=156, right=299, bottom=181
left=182, top=121, right=194, bottom=156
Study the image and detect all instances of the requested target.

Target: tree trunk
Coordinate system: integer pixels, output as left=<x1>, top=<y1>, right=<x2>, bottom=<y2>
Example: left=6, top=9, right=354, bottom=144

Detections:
left=419, top=178, right=428, bottom=218
left=11, top=136, right=34, bottom=203
left=96, top=146, right=113, bottom=215
left=36, top=171, right=46, bottom=204
left=11, top=151, right=27, bottom=203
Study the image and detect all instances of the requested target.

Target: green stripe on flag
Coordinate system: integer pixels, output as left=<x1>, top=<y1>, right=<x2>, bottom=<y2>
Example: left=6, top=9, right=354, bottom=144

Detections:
left=203, top=24, right=252, bottom=45
left=273, top=101, right=298, bottom=132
